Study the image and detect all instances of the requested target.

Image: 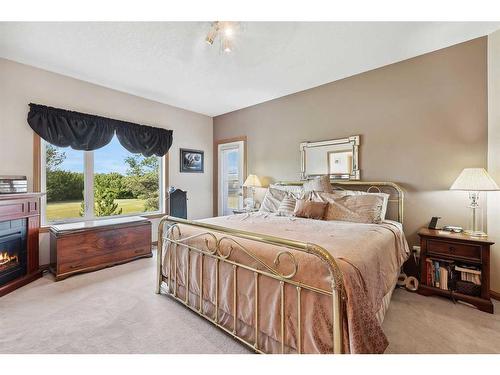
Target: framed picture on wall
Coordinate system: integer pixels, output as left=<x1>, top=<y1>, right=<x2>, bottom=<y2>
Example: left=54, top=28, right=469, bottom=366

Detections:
left=180, top=148, right=204, bottom=173
left=327, top=151, right=353, bottom=175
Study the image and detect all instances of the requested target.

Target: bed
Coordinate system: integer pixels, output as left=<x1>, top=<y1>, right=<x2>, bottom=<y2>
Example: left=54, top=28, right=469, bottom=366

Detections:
left=156, top=181, right=409, bottom=354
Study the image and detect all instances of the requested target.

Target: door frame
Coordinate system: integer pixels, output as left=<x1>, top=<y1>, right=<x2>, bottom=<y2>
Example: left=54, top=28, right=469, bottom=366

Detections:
left=213, top=136, right=247, bottom=217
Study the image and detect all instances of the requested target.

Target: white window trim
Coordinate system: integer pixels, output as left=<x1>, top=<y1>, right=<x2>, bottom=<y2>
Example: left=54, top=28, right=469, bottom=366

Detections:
left=40, top=139, right=164, bottom=225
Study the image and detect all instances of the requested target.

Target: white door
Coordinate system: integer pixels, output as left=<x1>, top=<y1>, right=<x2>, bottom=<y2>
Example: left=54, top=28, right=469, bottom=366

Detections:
left=218, top=141, right=245, bottom=216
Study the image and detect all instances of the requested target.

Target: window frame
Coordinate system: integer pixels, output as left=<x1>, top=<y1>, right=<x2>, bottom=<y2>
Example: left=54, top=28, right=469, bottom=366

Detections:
left=39, top=138, right=166, bottom=226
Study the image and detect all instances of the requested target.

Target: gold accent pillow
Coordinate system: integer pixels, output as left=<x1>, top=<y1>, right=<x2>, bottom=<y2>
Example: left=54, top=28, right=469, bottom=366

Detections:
left=293, top=199, right=328, bottom=220
left=302, top=175, right=334, bottom=193
left=269, top=184, right=305, bottom=199
left=324, top=194, right=385, bottom=224
left=309, top=190, right=390, bottom=221
left=306, top=190, right=349, bottom=203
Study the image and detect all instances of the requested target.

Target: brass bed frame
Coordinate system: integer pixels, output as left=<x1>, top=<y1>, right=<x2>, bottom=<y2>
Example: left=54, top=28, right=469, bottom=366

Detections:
left=156, top=181, right=404, bottom=354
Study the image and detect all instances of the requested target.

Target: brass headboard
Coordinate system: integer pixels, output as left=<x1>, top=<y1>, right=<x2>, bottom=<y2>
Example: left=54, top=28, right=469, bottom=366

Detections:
left=274, top=181, right=404, bottom=225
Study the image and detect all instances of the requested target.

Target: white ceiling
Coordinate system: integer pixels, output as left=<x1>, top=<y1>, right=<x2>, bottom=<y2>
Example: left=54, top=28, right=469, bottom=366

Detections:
left=1, top=22, right=499, bottom=116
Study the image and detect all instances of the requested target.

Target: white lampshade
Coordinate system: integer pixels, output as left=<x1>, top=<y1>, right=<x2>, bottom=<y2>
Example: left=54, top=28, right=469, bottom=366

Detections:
left=450, top=168, right=499, bottom=191
left=243, top=174, right=262, bottom=188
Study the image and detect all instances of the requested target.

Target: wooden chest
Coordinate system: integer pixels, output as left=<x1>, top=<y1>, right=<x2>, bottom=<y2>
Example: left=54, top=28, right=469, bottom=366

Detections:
left=50, top=217, right=152, bottom=281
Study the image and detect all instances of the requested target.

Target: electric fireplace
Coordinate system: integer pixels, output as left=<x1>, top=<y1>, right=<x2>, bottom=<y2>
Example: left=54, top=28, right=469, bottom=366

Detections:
left=0, top=193, right=43, bottom=297
left=0, top=219, right=27, bottom=287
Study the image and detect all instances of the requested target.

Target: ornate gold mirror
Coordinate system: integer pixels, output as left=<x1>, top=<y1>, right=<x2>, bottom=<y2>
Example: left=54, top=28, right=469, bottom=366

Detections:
left=300, top=135, right=360, bottom=180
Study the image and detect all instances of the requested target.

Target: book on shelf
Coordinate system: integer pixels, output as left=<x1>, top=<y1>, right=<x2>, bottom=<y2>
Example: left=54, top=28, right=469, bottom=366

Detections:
left=425, top=258, right=477, bottom=291
left=439, top=267, right=448, bottom=290
left=434, top=260, right=440, bottom=288
left=426, top=258, right=433, bottom=286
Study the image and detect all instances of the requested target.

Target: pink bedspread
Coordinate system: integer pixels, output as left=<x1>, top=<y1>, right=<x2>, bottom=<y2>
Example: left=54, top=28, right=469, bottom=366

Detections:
left=161, top=213, right=409, bottom=353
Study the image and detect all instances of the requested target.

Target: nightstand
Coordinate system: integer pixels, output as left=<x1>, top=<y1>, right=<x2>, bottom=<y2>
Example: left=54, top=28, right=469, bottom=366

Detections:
left=232, top=208, right=258, bottom=214
left=417, top=228, right=494, bottom=313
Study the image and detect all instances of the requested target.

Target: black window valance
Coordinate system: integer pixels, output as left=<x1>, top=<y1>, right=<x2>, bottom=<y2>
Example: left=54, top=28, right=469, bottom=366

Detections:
left=27, top=103, right=173, bottom=157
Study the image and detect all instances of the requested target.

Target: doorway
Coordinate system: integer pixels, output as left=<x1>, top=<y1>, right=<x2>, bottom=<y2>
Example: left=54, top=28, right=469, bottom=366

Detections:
left=216, top=139, right=246, bottom=216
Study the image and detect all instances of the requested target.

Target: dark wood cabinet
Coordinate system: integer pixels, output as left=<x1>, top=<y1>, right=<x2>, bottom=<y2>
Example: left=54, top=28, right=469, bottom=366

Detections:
left=50, top=217, right=152, bottom=281
left=418, top=228, right=494, bottom=313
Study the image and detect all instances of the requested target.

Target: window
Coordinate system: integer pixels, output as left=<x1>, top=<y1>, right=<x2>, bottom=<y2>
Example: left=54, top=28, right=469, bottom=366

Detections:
left=41, top=136, right=163, bottom=224
left=43, top=143, right=85, bottom=222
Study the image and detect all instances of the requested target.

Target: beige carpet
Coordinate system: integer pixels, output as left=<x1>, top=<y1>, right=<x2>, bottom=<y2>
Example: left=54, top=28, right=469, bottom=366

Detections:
left=1, top=252, right=499, bottom=354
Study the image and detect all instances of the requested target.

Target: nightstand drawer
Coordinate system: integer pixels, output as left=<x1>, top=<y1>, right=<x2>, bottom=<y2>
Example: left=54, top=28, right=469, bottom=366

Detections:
left=427, top=239, right=481, bottom=261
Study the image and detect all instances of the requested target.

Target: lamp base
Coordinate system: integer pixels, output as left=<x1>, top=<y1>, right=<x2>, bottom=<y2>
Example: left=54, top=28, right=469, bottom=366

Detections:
left=243, top=197, right=255, bottom=210
left=464, top=230, right=488, bottom=238
left=467, top=192, right=486, bottom=238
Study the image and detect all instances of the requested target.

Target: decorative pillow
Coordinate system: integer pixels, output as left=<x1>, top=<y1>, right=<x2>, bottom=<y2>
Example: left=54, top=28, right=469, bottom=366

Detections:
left=340, top=190, right=390, bottom=221
left=303, top=175, right=333, bottom=193
left=307, top=190, right=349, bottom=203
left=324, top=194, right=385, bottom=224
left=293, top=199, right=328, bottom=220
left=277, top=195, right=296, bottom=216
left=259, top=187, right=287, bottom=213
left=269, top=184, right=305, bottom=199
left=309, top=190, right=390, bottom=221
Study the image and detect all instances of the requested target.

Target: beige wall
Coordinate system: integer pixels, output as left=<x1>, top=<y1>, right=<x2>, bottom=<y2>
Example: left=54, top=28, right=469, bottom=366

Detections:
left=214, top=37, right=488, bottom=250
left=488, top=31, right=500, bottom=293
left=0, top=58, right=213, bottom=265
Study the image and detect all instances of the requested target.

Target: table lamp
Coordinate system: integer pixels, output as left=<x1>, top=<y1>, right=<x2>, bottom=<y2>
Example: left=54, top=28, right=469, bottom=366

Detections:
left=450, top=168, right=499, bottom=237
left=243, top=174, right=262, bottom=210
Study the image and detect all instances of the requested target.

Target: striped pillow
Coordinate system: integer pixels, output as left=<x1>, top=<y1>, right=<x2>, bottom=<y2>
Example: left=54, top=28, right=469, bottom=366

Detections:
left=277, top=196, right=297, bottom=216
left=259, top=187, right=287, bottom=213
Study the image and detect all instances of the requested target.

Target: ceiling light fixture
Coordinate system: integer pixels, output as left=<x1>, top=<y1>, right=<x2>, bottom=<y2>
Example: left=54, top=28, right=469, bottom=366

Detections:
left=205, top=21, right=238, bottom=54
left=224, top=25, right=234, bottom=37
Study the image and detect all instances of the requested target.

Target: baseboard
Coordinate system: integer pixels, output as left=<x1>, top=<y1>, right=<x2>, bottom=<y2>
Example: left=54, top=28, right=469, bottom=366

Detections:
left=491, top=290, right=500, bottom=301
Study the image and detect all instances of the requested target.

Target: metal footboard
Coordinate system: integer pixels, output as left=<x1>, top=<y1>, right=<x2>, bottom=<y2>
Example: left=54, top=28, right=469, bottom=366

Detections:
left=155, top=215, right=346, bottom=354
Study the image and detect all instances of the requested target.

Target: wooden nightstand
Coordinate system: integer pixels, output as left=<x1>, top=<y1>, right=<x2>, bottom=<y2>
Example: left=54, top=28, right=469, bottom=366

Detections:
left=417, top=228, right=494, bottom=313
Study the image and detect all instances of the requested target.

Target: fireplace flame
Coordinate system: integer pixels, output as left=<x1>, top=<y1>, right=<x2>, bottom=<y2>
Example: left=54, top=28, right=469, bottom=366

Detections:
left=0, top=251, right=18, bottom=267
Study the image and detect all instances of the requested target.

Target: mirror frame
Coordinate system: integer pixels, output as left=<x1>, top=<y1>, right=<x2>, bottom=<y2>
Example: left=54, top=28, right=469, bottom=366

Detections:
left=300, top=135, right=360, bottom=180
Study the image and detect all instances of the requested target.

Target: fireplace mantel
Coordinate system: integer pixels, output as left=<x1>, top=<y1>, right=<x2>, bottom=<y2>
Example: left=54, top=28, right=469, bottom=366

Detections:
left=0, top=192, right=44, bottom=297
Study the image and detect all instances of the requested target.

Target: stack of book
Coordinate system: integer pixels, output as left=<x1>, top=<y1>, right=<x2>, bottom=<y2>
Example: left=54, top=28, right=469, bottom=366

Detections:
left=425, top=259, right=454, bottom=290
left=425, top=258, right=481, bottom=291
left=455, top=265, right=482, bottom=285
